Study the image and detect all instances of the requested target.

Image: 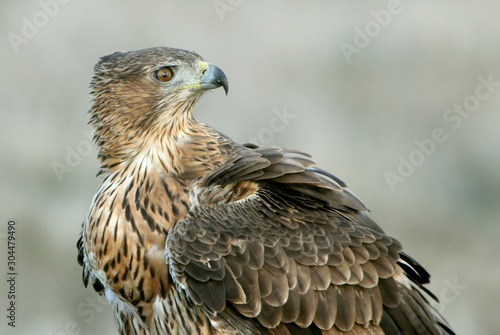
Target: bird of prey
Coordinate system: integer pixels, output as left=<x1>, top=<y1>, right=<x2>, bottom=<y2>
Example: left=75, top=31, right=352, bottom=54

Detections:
left=77, top=47, right=454, bottom=335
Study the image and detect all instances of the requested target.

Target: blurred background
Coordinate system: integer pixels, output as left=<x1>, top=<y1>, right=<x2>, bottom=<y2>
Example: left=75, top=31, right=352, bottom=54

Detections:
left=1, top=1, right=499, bottom=334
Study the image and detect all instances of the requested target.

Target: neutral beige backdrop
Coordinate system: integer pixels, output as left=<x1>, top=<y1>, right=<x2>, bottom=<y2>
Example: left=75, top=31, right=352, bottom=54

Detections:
left=1, top=1, right=499, bottom=334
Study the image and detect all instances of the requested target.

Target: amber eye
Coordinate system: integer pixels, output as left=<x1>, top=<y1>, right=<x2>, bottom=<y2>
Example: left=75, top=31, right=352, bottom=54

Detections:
left=156, top=67, right=173, bottom=82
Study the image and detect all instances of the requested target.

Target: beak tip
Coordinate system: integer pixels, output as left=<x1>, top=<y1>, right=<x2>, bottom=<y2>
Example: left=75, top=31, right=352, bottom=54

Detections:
left=199, top=64, right=229, bottom=95
left=214, top=69, right=228, bottom=95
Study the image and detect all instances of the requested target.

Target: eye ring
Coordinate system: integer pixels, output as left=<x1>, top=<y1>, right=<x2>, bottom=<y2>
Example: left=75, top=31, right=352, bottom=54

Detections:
left=155, top=67, right=173, bottom=82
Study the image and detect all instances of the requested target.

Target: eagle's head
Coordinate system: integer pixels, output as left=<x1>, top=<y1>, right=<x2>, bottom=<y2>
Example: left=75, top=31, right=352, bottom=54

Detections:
left=88, top=47, right=228, bottom=171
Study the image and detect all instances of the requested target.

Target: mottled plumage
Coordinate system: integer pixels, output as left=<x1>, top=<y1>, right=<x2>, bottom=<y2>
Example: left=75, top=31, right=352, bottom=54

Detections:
left=77, top=47, right=454, bottom=335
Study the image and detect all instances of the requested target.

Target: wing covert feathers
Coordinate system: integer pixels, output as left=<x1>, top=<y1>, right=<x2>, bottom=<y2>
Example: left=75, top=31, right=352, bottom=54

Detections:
left=166, top=144, right=453, bottom=334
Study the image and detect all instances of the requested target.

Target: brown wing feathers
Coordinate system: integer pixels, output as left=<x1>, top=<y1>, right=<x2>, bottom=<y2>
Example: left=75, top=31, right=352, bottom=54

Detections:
left=167, top=145, right=452, bottom=334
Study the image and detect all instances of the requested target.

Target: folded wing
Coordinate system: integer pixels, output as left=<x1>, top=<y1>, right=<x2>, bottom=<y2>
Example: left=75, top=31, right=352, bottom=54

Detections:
left=166, top=145, right=453, bottom=334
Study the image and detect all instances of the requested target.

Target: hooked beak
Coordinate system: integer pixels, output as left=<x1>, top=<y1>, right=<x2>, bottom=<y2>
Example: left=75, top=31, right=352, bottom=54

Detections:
left=198, top=62, right=229, bottom=95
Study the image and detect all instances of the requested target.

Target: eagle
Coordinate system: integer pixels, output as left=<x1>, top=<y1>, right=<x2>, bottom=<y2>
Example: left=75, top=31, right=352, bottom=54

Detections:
left=77, top=47, right=454, bottom=335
